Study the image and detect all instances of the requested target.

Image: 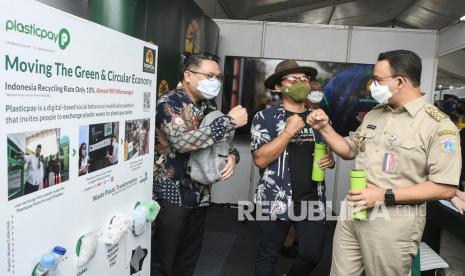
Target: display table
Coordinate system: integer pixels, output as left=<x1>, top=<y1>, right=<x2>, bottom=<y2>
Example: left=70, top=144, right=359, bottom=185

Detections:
left=427, top=201, right=465, bottom=243
left=426, top=201, right=465, bottom=274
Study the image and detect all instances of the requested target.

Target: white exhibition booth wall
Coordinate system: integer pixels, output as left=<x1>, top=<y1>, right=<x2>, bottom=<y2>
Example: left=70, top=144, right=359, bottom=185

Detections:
left=437, top=22, right=465, bottom=101
left=438, top=21, right=465, bottom=57
left=211, top=19, right=440, bottom=214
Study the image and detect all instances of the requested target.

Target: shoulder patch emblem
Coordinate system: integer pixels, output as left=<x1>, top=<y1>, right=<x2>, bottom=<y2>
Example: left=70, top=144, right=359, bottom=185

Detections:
left=437, top=130, right=456, bottom=137
left=425, top=106, right=447, bottom=122
left=440, top=138, right=457, bottom=153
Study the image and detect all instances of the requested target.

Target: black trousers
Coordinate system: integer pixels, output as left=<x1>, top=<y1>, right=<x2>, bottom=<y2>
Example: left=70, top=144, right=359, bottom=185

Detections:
left=255, top=219, right=327, bottom=276
left=151, top=201, right=207, bottom=276
left=24, top=182, right=39, bottom=195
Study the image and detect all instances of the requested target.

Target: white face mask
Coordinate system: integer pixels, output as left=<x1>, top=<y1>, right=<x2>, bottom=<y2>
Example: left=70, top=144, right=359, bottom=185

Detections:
left=307, top=90, right=324, bottom=103
left=369, top=78, right=399, bottom=104
left=197, top=79, right=221, bottom=99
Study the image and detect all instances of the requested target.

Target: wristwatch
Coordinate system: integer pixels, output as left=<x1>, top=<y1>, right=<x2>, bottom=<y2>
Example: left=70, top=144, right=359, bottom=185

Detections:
left=384, top=189, right=396, bottom=206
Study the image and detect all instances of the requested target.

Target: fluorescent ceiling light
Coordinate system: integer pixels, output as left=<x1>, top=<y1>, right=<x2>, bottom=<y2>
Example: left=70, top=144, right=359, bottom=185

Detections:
left=460, top=15, right=465, bottom=21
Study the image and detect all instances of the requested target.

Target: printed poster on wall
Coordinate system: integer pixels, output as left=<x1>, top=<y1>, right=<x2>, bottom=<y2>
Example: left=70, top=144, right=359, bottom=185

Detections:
left=0, top=1, right=157, bottom=275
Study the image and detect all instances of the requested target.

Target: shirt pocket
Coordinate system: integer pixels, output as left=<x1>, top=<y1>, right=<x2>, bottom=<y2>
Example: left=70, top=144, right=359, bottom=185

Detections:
left=391, top=137, right=418, bottom=171
left=357, top=130, right=377, bottom=154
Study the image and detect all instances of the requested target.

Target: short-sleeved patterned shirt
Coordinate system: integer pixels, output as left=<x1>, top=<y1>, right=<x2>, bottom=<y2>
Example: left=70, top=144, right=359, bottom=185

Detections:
left=250, top=104, right=324, bottom=220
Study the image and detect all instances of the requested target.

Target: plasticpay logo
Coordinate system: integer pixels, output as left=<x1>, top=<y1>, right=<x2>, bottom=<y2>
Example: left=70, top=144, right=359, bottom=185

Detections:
left=5, top=19, right=71, bottom=50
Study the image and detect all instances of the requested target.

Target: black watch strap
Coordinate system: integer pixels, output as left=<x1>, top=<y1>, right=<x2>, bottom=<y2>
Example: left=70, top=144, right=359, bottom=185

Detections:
left=384, top=189, right=396, bottom=205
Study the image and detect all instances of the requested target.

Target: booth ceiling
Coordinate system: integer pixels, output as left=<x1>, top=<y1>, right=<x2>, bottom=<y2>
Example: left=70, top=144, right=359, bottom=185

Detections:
left=217, top=0, right=465, bottom=30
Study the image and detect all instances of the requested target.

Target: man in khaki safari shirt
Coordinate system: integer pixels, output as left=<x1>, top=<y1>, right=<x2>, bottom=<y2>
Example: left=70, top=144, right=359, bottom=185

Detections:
left=307, top=49, right=461, bottom=276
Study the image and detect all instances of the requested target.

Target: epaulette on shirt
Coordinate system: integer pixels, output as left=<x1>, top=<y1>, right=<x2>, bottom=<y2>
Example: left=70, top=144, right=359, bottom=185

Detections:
left=373, top=104, right=386, bottom=109
left=425, top=105, right=448, bottom=122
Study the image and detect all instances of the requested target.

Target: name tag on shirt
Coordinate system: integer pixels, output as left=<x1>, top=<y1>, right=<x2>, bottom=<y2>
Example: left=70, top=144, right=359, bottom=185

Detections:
left=383, top=151, right=397, bottom=174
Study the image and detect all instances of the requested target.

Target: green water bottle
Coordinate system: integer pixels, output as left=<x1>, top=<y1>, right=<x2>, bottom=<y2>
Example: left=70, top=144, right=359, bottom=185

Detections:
left=350, top=170, right=367, bottom=220
left=312, top=143, right=327, bottom=182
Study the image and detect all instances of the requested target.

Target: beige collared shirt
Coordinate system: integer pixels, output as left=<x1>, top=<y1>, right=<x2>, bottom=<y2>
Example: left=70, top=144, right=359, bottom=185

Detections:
left=345, top=95, right=461, bottom=189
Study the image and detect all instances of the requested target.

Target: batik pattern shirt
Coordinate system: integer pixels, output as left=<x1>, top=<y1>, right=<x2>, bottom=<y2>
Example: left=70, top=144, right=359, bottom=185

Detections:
left=154, top=86, right=239, bottom=208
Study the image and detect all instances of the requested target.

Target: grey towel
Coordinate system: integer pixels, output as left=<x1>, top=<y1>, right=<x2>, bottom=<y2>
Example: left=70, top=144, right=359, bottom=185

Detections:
left=189, top=110, right=235, bottom=185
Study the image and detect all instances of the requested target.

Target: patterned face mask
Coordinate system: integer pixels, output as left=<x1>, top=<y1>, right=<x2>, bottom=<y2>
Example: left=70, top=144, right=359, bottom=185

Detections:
left=283, top=82, right=311, bottom=102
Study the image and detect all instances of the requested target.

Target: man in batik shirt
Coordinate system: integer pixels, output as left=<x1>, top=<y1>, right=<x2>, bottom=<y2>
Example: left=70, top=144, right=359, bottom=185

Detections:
left=152, top=53, right=247, bottom=276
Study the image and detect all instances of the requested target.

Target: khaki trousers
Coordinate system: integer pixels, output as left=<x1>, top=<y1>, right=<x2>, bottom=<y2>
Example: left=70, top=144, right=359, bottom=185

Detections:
left=330, top=200, right=426, bottom=276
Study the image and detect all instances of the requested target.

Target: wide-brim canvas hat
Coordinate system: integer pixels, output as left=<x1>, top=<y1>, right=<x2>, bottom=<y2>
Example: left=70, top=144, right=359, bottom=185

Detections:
left=264, top=59, right=318, bottom=90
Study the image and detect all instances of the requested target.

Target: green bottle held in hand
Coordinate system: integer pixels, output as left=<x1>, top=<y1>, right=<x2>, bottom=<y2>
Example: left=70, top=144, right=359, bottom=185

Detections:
left=350, top=170, right=367, bottom=220
left=312, top=143, right=327, bottom=182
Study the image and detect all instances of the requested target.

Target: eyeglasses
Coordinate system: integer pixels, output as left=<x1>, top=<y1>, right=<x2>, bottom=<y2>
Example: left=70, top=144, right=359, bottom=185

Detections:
left=189, top=71, right=224, bottom=82
left=368, top=75, right=398, bottom=86
left=281, top=76, right=310, bottom=84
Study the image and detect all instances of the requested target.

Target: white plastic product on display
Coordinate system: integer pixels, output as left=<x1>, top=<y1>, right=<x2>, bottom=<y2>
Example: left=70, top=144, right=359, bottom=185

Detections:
left=76, top=232, right=98, bottom=268
left=132, top=200, right=160, bottom=236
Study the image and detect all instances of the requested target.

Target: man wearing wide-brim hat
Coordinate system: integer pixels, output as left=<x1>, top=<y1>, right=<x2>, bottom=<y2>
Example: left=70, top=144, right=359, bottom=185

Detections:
left=264, top=59, right=317, bottom=91
left=250, top=59, right=335, bottom=276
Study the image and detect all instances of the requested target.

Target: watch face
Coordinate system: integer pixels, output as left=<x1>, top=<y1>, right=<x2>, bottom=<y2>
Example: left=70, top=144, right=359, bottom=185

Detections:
left=385, top=189, right=395, bottom=205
